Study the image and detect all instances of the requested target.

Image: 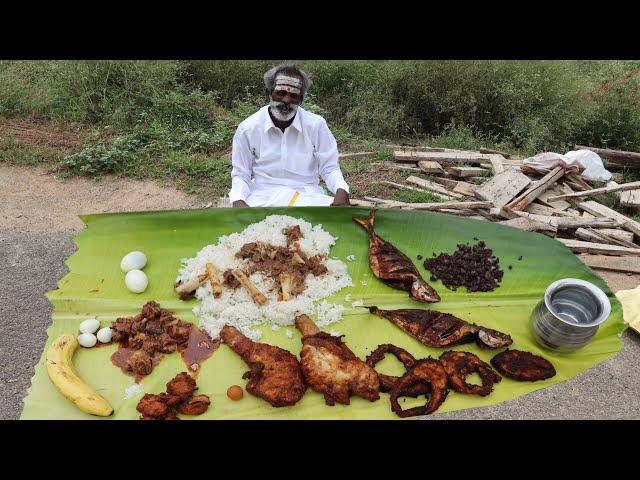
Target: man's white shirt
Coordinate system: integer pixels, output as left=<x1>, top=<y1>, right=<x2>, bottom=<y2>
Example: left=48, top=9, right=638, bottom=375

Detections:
left=229, top=105, right=350, bottom=205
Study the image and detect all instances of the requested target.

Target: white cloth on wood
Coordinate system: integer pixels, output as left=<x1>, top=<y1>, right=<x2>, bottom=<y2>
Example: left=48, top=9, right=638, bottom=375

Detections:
left=229, top=105, right=349, bottom=206
left=523, top=150, right=612, bottom=181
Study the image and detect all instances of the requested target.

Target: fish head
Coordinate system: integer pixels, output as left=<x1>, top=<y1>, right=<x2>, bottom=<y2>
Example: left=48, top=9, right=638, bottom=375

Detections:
left=477, top=328, right=513, bottom=348
left=411, top=280, right=441, bottom=303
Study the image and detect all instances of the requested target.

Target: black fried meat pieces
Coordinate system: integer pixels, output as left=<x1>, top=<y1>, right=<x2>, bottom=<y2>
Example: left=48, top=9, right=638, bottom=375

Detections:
left=424, top=241, right=504, bottom=292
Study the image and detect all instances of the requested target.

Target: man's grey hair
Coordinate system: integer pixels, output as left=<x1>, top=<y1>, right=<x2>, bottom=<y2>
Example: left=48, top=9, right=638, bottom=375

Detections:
left=264, top=63, right=312, bottom=96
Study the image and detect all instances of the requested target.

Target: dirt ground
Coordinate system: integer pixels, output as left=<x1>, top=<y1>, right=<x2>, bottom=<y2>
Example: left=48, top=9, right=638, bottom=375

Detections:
left=2, top=162, right=639, bottom=419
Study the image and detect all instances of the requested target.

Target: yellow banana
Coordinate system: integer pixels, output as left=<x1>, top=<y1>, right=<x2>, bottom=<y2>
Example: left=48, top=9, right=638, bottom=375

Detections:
left=46, top=334, right=114, bottom=417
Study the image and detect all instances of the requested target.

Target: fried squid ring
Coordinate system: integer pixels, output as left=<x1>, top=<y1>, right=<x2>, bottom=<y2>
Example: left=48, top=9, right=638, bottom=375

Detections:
left=390, top=359, right=449, bottom=417
left=439, top=351, right=502, bottom=396
left=490, top=349, right=556, bottom=381
left=365, top=344, right=422, bottom=393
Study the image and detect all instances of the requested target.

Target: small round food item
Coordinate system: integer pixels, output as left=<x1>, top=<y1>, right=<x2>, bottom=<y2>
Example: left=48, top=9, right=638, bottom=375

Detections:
left=79, top=318, right=100, bottom=334
left=490, top=349, right=556, bottom=382
left=120, top=251, right=147, bottom=273
left=390, top=358, right=449, bottom=417
left=439, top=351, right=502, bottom=396
left=77, top=333, right=98, bottom=348
left=227, top=385, right=244, bottom=401
left=96, top=327, right=113, bottom=344
left=125, top=269, right=148, bottom=293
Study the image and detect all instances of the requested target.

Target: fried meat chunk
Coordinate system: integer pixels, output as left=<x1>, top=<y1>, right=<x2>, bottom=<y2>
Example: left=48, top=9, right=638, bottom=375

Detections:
left=439, top=351, right=501, bottom=396
left=295, top=314, right=379, bottom=406
left=220, top=325, right=306, bottom=407
left=490, top=349, right=556, bottom=381
left=390, top=359, right=449, bottom=417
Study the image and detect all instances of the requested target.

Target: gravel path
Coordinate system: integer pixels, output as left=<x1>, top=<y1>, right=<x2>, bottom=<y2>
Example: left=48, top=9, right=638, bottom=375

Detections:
left=2, top=164, right=639, bottom=420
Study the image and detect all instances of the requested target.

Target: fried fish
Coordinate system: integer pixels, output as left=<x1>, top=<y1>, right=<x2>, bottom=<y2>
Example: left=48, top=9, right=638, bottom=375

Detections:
left=353, top=210, right=440, bottom=303
left=366, top=306, right=513, bottom=349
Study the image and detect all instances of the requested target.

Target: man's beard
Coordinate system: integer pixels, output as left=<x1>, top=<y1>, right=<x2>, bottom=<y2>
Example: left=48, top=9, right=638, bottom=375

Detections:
left=269, top=100, right=298, bottom=122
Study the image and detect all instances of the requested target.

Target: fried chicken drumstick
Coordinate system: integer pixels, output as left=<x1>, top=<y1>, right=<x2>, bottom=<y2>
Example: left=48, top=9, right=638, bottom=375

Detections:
left=220, top=325, right=306, bottom=407
left=295, top=314, right=380, bottom=406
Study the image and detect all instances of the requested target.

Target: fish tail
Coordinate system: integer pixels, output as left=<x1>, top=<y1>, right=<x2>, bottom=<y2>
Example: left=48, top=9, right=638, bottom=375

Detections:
left=365, top=305, right=380, bottom=315
left=353, top=210, right=376, bottom=235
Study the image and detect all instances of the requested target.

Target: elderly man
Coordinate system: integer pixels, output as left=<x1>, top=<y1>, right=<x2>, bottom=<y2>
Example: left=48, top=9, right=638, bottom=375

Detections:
left=229, top=63, right=350, bottom=207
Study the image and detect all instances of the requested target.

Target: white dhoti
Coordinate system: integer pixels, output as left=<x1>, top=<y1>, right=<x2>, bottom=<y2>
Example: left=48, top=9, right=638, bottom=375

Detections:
left=245, top=184, right=335, bottom=207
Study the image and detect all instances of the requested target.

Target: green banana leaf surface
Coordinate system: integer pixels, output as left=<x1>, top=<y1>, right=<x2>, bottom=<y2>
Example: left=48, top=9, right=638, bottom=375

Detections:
left=21, top=207, right=626, bottom=419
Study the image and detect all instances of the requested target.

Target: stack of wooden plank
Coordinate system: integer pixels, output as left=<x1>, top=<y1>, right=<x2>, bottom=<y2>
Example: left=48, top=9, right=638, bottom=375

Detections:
left=349, top=144, right=640, bottom=275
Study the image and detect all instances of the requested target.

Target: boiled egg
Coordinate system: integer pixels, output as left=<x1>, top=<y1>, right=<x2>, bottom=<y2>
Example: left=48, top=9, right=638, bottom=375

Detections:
left=125, top=269, right=148, bottom=293
left=120, top=251, right=147, bottom=273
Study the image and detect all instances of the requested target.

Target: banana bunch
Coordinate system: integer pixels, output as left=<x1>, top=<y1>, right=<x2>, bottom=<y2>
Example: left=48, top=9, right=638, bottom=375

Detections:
left=46, top=334, right=114, bottom=417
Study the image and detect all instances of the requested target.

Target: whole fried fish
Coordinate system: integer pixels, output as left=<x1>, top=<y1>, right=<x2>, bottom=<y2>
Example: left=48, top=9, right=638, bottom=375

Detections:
left=353, top=210, right=440, bottom=303
left=366, top=306, right=512, bottom=349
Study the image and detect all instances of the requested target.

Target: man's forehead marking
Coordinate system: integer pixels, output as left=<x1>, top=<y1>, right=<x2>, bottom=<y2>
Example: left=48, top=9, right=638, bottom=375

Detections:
left=275, top=75, right=302, bottom=87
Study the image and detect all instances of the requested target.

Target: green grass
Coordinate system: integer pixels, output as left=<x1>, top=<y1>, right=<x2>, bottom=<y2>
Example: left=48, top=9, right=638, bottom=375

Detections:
left=391, top=188, right=444, bottom=203
left=0, top=138, right=63, bottom=166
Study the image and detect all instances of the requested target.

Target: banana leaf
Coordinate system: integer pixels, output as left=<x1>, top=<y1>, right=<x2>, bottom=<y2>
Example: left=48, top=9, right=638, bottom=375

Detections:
left=21, top=207, right=625, bottom=419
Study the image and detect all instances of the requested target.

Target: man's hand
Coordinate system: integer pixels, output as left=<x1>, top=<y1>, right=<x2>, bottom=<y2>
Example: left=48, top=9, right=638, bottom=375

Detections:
left=233, top=200, right=249, bottom=208
left=330, top=189, right=351, bottom=207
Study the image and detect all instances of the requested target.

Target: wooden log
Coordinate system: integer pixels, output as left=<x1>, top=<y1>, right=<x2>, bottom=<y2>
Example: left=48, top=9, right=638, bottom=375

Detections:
left=546, top=181, right=640, bottom=202
left=363, top=196, right=405, bottom=207
left=575, top=228, right=638, bottom=248
left=480, top=147, right=512, bottom=158
left=428, top=177, right=459, bottom=188
left=525, top=203, right=563, bottom=217
left=394, top=151, right=490, bottom=164
left=381, top=180, right=453, bottom=201
left=555, top=217, right=623, bottom=229
left=537, top=187, right=571, bottom=211
left=417, top=160, right=445, bottom=174
left=577, top=200, right=640, bottom=238
left=574, top=145, right=640, bottom=164
left=488, top=154, right=505, bottom=174
left=498, top=217, right=557, bottom=236
left=406, top=176, right=464, bottom=199
left=453, top=181, right=477, bottom=196
left=349, top=198, right=378, bottom=207
left=505, top=166, right=565, bottom=212
left=339, top=151, right=376, bottom=160
left=371, top=162, right=423, bottom=173
left=579, top=254, right=640, bottom=274
left=556, top=238, right=640, bottom=256
left=407, top=201, right=492, bottom=211
left=447, top=166, right=487, bottom=178
left=474, top=168, right=531, bottom=208
left=596, top=228, right=635, bottom=244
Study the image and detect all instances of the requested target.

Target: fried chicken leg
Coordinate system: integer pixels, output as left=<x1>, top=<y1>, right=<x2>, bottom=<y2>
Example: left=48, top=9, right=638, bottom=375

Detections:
left=220, top=325, right=306, bottom=407
left=295, top=314, right=380, bottom=406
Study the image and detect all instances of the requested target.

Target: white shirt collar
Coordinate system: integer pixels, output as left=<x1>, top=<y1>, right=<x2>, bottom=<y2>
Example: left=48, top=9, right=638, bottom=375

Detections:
left=264, top=105, right=303, bottom=133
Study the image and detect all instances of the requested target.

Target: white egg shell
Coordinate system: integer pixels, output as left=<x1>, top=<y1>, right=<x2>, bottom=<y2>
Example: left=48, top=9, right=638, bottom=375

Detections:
left=77, top=333, right=97, bottom=348
left=79, top=318, right=100, bottom=334
left=125, top=269, right=148, bottom=293
left=120, top=251, right=147, bottom=273
left=96, top=327, right=113, bottom=344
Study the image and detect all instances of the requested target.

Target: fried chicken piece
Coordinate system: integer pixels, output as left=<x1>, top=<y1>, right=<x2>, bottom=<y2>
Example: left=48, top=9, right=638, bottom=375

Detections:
left=220, top=325, right=306, bottom=407
left=439, top=351, right=501, bottom=396
left=353, top=210, right=440, bottom=303
left=295, top=314, right=379, bottom=406
left=390, top=358, right=449, bottom=417
left=177, top=394, right=211, bottom=415
left=141, top=300, right=162, bottom=320
left=284, top=225, right=303, bottom=244
left=367, top=306, right=512, bottom=349
left=126, top=350, right=153, bottom=376
left=166, top=372, right=197, bottom=399
left=136, top=393, right=171, bottom=418
left=365, top=344, right=430, bottom=397
left=491, top=349, right=556, bottom=381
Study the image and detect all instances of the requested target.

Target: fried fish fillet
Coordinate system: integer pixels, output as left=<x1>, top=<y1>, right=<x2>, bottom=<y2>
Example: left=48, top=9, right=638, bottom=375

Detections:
left=220, top=325, right=306, bottom=407
left=366, top=306, right=512, bottom=349
left=353, top=210, right=440, bottom=303
left=490, top=349, right=556, bottom=381
left=295, top=314, right=379, bottom=406
left=439, top=351, right=502, bottom=396
left=390, top=358, right=449, bottom=417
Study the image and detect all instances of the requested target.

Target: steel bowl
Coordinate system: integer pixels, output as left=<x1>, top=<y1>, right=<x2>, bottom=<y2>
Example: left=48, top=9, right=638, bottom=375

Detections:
left=530, top=278, right=611, bottom=352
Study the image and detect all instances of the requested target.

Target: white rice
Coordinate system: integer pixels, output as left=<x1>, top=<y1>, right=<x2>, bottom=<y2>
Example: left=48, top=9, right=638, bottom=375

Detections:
left=177, top=215, right=353, bottom=341
left=351, top=299, right=364, bottom=307
left=285, top=329, right=293, bottom=338
left=346, top=254, right=356, bottom=261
